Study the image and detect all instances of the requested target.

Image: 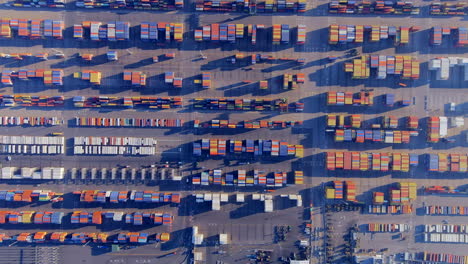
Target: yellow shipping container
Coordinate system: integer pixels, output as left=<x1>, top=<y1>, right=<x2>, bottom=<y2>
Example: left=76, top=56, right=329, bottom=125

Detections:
left=295, top=145, right=303, bottom=158
left=90, top=72, right=101, bottom=84
left=325, top=187, right=335, bottom=199
left=374, top=194, right=384, bottom=204
left=22, top=211, right=34, bottom=224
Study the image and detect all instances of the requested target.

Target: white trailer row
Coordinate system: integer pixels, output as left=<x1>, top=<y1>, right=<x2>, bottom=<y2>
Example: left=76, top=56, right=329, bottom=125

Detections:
left=0, top=144, right=64, bottom=155
left=73, top=146, right=156, bottom=155
left=429, top=57, right=468, bottom=81
left=0, top=135, right=65, bottom=145
left=193, top=193, right=229, bottom=211
left=74, top=136, right=157, bottom=146
left=424, top=233, right=468, bottom=243
left=425, top=224, right=468, bottom=234
left=0, top=166, right=180, bottom=181
left=69, top=167, right=180, bottom=181
left=367, top=223, right=410, bottom=233
left=0, top=116, right=62, bottom=126
left=0, top=167, right=64, bottom=179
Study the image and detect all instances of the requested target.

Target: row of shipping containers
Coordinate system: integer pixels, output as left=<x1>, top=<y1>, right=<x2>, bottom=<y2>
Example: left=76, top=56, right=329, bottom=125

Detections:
left=424, top=233, right=468, bottom=243
left=74, top=136, right=157, bottom=146
left=74, top=70, right=101, bottom=85
left=140, top=22, right=183, bottom=42
left=8, top=0, right=65, bottom=8
left=0, top=52, right=48, bottom=60
left=326, top=91, right=373, bottom=106
left=427, top=116, right=448, bottom=142
left=424, top=206, right=468, bottom=216
left=73, top=146, right=156, bottom=155
left=199, top=72, right=211, bottom=89
left=4, top=96, right=192, bottom=110
left=194, top=119, right=302, bottom=129
left=329, top=24, right=415, bottom=45
left=2, top=19, right=464, bottom=48
left=0, top=95, right=64, bottom=107
left=425, top=224, right=468, bottom=234
left=344, top=55, right=420, bottom=79
left=430, top=3, right=467, bottom=16
left=331, top=129, right=417, bottom=144
left=347, top=58, right=363, bottom=80
left=232, top=53, right=305, bottom=65
left=368, top=204, right=413, bottom=214
left=192, top=170, right=303, bottom=186
left=123, top=71, right=147, bottom=86
left=194, top=24, right=305, bottom=45
left=428, top=153, right=468, bottom=172
left=0, top=19, right=63, bottom=39
left=389, top=182, right=417, bottom=204
left=0, top=135, right=64, bottom=145
left=0, top=145, right=64, bottom=155
left=71, top=211, right=173, bottom=225
left=0, top=211, right=64, bottom=224
left=193, top=139, right=303, bottom=157
left=68, top=167, right=178, bottom=181
left=418, top=252, right=468, bottom=264
left=0, top=231, right=169, bottom=244
left=73, top=21, right=130, bottom=41
left=326, top=152, right=418, bottom=171
left=429, top=57, right=468, bottom=81
left=272, top=24, right=290, bottom=44
left=74, top=136, right=157, bottom=156
left=424, top=185, right=467, bottom=195
left=193, top=98, right=303, bottom=112
left=195, top=0, right=306, bottom=12
left=0, top=116, right=61, bottom=126
left=164, top=72, right=183, bottom=88
left=327, top=115, right=418, bottom=130
left=329, top=0, right=419, bottom=15
left=282, top=73, right=305, bottom=89
left=0, top=167, right=65, bottom=180
left=367, top=204, right=413, bottom=214
left=385, top=93, right=411, bottom=107
left=1, top=69, right=64, bottom=86
left=431, top=27, right=467, bottom=47
left=76, top=190, right=180, bottom=204
left=75, top=0, right=183, bottom=10
left=366, top=223, right=409, bottom=232
left=72, top=96, right=182, bottom=109
left=324, top=181, right=357, bottom=202
left=75, top=117, right=184, bottom=128
left=195, top=23, right=263, bottom=43
left=0, top=190, right=61, bottom=203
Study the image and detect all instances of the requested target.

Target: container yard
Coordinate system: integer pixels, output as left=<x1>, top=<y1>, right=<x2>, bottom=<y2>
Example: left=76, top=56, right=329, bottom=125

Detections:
left=0, top=1, right=465, bottom=264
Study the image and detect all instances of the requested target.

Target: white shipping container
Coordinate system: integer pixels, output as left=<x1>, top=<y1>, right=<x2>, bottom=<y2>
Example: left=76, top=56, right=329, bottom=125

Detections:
left=439, top=116, right=448, bottom=137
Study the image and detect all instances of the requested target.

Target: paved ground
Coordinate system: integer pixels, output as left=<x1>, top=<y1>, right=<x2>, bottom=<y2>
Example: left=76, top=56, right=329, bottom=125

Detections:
left=0, top=0, right=465, bottom=263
